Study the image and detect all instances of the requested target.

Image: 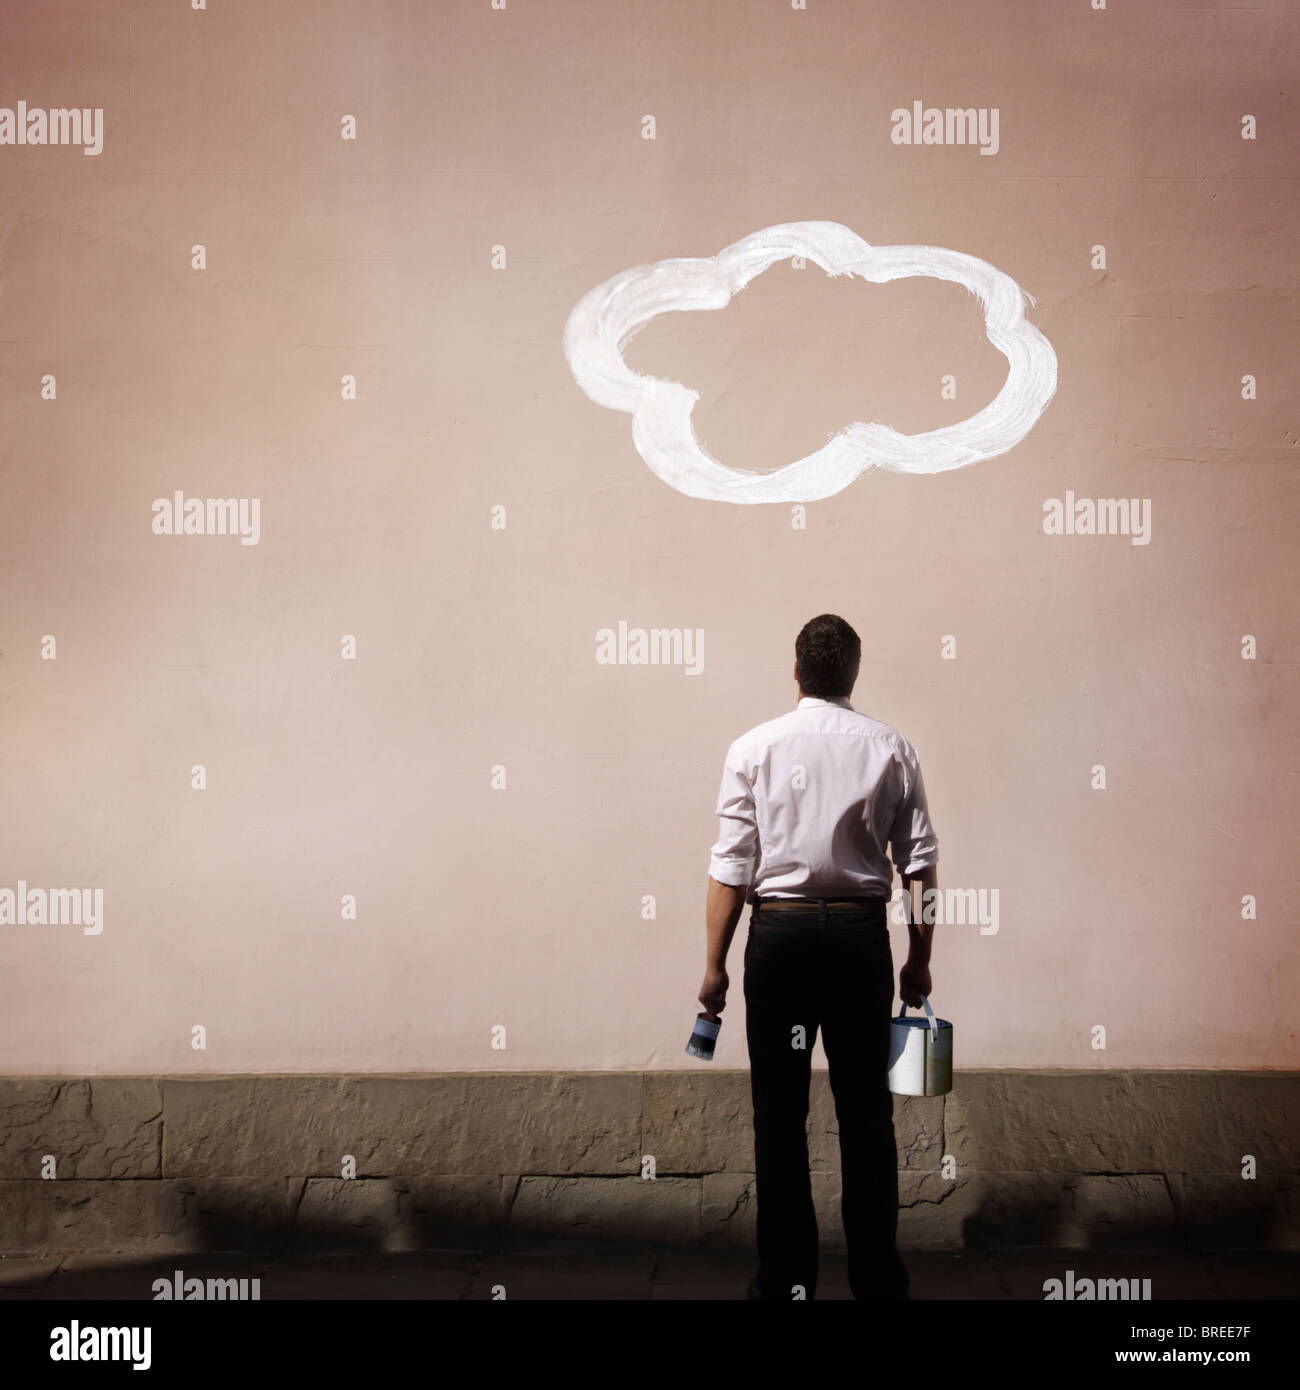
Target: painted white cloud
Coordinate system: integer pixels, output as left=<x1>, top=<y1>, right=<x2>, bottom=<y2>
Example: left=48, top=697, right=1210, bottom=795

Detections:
left=562, top=220, right=1058, bottom=505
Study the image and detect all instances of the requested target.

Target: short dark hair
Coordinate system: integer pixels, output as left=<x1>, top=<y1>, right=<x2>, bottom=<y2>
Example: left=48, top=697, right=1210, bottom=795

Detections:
left=795, top=614, right=861, bottom=698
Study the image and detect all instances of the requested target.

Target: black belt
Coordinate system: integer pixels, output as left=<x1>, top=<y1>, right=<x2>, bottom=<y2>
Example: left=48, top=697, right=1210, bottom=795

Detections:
left=754, top=895, right=887, bottom=914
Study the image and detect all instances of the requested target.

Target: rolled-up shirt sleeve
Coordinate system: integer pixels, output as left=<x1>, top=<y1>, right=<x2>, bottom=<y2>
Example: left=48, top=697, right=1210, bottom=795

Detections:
left=707, top=739, right=759, bottom=887
left=889, top=741, right=939, bottom=876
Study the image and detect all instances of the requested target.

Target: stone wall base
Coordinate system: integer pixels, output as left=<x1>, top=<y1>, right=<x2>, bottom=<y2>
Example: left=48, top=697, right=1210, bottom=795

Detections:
left=1, top=1072, right=1295, bottom=1256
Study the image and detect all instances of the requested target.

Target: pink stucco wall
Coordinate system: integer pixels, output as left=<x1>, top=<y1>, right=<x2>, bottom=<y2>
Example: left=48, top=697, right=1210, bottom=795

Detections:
left=1, top=0, right=1295, bottom=1072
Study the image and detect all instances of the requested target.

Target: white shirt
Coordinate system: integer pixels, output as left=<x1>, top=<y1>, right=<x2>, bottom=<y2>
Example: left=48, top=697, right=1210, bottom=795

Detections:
left=708, top=695, right=938, bottom=900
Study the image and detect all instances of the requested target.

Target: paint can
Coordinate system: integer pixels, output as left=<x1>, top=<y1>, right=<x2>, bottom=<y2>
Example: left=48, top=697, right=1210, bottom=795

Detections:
left=685, top=1011, right=721, bottom=1061
left=888, top=996, right=952, bottom=1096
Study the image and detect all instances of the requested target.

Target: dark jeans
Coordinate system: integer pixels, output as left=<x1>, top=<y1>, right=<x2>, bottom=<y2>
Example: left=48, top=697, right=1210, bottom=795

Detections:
left=744, top=899, right=908, bottom=1300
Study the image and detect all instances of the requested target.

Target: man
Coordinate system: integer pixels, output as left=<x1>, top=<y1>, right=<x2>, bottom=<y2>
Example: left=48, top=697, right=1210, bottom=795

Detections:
left=699, top=613, right=939, bottom=1301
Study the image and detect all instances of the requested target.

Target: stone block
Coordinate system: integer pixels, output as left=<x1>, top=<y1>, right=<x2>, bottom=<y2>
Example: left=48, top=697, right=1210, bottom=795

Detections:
left=401, top=1175, right=503, bottom=1249
left=943, top=1072, right=1300, bottom=1175
left=294, top=1178, right=404, bottom=1252
left=162, top=1073, right=642, bottom=1178
left=1177, top=1174, right=1299, bottom=1250
left=184, top=1177, right=299, bottom=1251
left=895, top=1094, right=945, bottom=1169
left=1055, top=1174, right=1181, bottom=1249
left=162, top=1077, right=364, bottom=1178
left=1208, top=1075, right=1300, bottom=1173
left=700, top=1171, right=755, bottom=1247
left=0, top=1180, right=198, bottom=1255
left=470, top=1074, right=642, bottom=1174
left=642, top=1070, right=752, bottom=1173
left=0, top=1079, right=161, bottom=1179
left=896, top=1170, right=972, bottom=1249
left=947, top=1171, right=1074, bottom=1248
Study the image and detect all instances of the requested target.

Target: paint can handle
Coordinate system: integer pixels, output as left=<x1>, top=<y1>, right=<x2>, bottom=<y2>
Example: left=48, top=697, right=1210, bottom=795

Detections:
left=897, top=994, right=939, bottom=1042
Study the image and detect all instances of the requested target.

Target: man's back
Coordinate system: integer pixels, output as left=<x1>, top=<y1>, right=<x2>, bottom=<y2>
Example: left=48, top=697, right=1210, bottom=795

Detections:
left=708, top=694, right=938, bottom=901
left=698, top=615, right=935, bottom=1301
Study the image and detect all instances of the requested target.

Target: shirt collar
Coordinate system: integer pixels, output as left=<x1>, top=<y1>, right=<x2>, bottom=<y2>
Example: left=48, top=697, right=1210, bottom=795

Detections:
left=797, top=695, right=854, bottom=711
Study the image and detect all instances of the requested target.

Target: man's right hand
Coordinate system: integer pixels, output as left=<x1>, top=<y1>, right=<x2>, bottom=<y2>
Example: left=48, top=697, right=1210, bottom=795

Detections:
left=899, top=959, right=932, bottom=1009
